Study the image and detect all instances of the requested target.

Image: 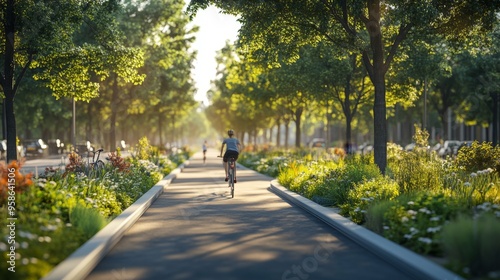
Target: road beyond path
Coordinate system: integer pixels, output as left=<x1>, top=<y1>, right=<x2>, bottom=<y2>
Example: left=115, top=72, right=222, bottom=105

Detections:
left=85, top=149, right=413, bottom=280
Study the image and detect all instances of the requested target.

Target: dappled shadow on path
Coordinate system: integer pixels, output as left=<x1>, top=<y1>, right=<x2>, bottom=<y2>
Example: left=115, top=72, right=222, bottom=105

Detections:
left=86, top=151, right=411, bottom=280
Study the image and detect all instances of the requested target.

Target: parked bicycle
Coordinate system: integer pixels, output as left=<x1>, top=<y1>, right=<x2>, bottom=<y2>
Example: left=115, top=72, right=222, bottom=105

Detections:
left=88, top=148, right=105, bottom=173
left=73, top=148, right=105, bottom=176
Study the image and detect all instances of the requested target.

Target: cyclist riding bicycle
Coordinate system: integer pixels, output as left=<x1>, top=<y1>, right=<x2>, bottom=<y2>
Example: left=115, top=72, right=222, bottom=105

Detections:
left=219, top=129, right=241, bottom=182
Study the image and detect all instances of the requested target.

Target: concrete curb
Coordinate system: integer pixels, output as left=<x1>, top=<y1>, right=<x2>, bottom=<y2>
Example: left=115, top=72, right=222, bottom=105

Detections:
left=270, top=180, right=463, bottom=280
left=42, top=160, right=190, bottom=280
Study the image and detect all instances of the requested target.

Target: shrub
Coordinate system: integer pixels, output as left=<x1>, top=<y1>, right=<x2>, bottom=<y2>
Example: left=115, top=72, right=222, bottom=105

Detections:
left=70, top=204, right=108, bottom=239
left=0, top=160, right=33, bottom=206
left=382, top=192, right=462, bottom=255
left=442, top=168, right=500, bottom=208
left=341, top=176, right=400, bottom=224
left=132, top=137, right=157, bottom=161
left=106, top=152, right=130, bottom=172
left=365, top=199, right=398, bottom=235
left=323, top=160, right=381, bottom=206
left=455, top=141, right=500, bottom=175
left=389, top=126, right=444, bottom=194
left=441, top=213, right=500, bottom=278
left=0, top=153, right=171, bottom=280
left=277, top=160, right=309, bottom=189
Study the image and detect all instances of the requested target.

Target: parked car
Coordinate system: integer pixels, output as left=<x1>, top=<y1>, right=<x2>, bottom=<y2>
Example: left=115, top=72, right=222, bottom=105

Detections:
left=47, top=139, right=65, bottom=155
left=0, top=140, right=6, bottom=160
left=438, top=140, right=462, bottom=158
left=22, top=139, right=48, bottom=157
left=309, top=138, right=326, bottom=148
left=357, top=143, right=373, bottom=155
left=457, top=141, right=474, bottom=153
left=404, top=143, right=416, bottom=152
left=74, top=141, right=94, bottom=155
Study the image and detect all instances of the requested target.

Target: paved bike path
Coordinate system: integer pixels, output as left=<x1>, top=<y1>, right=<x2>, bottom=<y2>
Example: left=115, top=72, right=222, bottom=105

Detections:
left=86, top=150, right=413, bottom=280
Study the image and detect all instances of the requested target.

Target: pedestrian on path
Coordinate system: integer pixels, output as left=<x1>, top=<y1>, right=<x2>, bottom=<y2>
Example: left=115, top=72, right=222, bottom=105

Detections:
left=202, top=140, right=208, bottom=164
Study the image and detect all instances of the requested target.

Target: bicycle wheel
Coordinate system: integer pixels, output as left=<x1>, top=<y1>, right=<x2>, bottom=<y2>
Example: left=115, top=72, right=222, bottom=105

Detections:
left=229, top=162, right=235, bottom=198
left=94, top=160, right=105, bottom=174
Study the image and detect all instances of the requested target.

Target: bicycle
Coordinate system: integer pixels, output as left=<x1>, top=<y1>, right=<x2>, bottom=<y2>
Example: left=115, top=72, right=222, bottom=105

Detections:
left=218, top=155, right=236, bottom=198
left=89, top=148, right=105, bottom=173
left=227, top=157, right=236, bottom=198
left=75, top=148, right=105, bottom=176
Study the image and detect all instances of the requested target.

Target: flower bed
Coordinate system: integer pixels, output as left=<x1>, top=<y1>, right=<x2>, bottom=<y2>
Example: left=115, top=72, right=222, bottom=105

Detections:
left=0, top=138, right=191, bottom=280
left=238, top=139, right=500, bottom=279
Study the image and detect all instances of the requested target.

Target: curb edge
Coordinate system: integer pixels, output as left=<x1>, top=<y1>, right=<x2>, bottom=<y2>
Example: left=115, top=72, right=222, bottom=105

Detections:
left=41, top=160, right=190, bottom=280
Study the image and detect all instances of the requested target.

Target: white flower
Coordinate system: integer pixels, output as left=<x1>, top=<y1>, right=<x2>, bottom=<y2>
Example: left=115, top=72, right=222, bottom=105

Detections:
left=383, top=226, right=390, bottom=230
left=410, top=227, right=419, bottom=233
left=404, top=234, right=413, bottom=239
left=470, top=172, right=477, bottom=177
left=495, top=211, right=500, bottom=218
left=407, top=210, right=418, bottom=216
left=401, top=217, right=409, bottom=223
left=419, top=208, right=431, bottom=214
left=407, top=201, right=415, bottom=205
left=0, top=242, right=7, bottom=251
left=418, top=237, right=432, bottom=244
left=18, top=231, right=37, bottom=240
left=463, top=182, right=471, bottom=187
left=40, top=224, right=57, bottom=231
left=427, top=226, right=442, bottom=233
left=430, top=216, right=441, bottom=222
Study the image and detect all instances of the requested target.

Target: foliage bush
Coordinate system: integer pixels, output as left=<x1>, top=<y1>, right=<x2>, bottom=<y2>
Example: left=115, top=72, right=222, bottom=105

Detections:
left=70, top=203, right=108, bottom=239
left=322, top=159, right=381, bottom=206
left=0, top=138, right=183, bottom=280
left=442, top=168, right=500, bottom=208
left=364, top=199, right=398, bottom=235
left=0, top=161, right=33, bottom=205
left=341, top=176, right=400, bottom=224
left=455, top=141, right=500, bottom=175
left=382, top=192, right=463, bottom=255
left=441, top=212, right=500, bottom=278
left=388, top=126, right=444, bottom=193
left=236, top=144, right=500, bottom=278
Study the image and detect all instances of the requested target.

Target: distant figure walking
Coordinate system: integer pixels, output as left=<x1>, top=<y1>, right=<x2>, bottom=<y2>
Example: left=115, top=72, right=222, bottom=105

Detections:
left=202, top=140, right=208, bottom=164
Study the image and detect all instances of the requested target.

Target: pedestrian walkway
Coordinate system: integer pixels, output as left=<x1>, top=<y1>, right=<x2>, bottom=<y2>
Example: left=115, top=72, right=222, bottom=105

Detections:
left=85, top=149, right=411, bottom=280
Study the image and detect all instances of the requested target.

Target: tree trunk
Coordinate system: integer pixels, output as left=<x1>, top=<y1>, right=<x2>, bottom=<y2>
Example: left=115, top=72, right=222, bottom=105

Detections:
left=366, top=0, right=387, bottom=173
left=284, top=120, right=290, bottom=149
left=492, top=92, right=499, bottom=145
left=294, top=107, right=303, bottom=148
left=372, top=74, right=387, bottom=173
left=109, top=74, right=118, bottom=151
left=4, top=0, right=16, bottom=162
left=158, top=113, right=163, bottom=148
left=276, top=118, right=281, bottom=147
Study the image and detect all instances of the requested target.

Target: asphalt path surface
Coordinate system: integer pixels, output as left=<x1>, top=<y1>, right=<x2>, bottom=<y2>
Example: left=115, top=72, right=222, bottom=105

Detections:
left=85, top=149, right=413, bottom=280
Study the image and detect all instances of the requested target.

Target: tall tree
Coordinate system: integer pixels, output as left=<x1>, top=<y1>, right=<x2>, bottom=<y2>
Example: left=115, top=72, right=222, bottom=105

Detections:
left=189, top=0, right=499, bottom=173
left=0, top=0, right=141, bottom=161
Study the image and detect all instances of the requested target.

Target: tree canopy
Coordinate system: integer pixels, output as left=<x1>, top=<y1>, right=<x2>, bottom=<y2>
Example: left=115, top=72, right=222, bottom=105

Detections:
left=189, top=0, right=499, bottom=172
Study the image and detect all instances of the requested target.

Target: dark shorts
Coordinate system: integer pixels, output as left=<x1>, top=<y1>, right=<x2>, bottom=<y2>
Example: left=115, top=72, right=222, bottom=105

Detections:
left=223, top=150, right=239, bottom=162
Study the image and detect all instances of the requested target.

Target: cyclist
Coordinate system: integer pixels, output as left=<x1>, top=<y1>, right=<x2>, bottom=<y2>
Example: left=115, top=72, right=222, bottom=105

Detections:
left=219, top=129, right=241, bottom=182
